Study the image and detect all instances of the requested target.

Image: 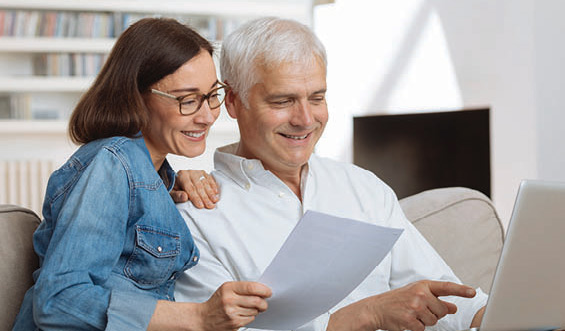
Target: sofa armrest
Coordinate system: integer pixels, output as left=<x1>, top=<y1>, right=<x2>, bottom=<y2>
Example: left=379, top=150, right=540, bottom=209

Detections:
left=0, top=204, right=41, bottom=330
left=399, top=187, right=504, bottom=293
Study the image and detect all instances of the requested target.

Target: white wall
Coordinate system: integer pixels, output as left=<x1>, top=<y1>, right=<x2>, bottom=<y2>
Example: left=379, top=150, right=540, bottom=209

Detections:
left=314, top=0, right=564, bottom=226
left=534, top=0, right=565, bottom=184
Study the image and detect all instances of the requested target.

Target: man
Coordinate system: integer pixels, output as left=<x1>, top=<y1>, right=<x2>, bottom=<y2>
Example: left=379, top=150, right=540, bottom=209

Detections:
left=174, top=17, right=487, bottom=331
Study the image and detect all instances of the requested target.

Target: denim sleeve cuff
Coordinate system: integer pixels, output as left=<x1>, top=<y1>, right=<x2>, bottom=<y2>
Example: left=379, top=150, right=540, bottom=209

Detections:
left=105, top=291, right=158, bottom=331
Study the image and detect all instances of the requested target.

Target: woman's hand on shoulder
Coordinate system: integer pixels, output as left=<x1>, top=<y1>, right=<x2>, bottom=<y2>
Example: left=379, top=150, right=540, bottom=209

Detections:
left=171, top=170, right=219, bottom=209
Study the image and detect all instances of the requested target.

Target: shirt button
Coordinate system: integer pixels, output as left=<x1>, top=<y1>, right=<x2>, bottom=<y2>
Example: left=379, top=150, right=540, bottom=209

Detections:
left=245, top=184, right=251, bottom=190
left=278, top=192, right=285, bottom=198
left=157, top=246, right=163, bottom=252
left=247, top=163, right=254, bottom=170
left=193, top=256, right=198, bottom=262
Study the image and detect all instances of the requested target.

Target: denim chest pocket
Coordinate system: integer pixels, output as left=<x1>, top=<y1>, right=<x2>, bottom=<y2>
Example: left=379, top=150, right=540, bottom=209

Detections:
left=125, top=225, right=180, bottom=288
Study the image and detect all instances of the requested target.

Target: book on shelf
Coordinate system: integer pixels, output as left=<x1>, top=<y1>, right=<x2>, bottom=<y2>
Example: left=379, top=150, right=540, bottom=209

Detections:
left=0, top=94, right=32, bottom=120
left=0, top=94, right=11, bottom=118
left=32, top=53, right=108, bottom=77
left=0, top=9, right=246, bottom=41
left=0, top=93, right=65, bottom=120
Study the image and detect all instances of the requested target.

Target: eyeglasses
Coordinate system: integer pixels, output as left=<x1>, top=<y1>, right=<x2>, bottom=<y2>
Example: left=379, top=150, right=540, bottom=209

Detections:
left=151, top=81, right=229, bottom=116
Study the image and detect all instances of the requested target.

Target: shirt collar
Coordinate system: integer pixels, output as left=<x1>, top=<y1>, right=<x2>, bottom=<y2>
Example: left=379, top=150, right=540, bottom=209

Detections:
left=214, top=143, right=259, bottom=190
left=160, top=159, right=176, bottom=192
left=133, top=134, right=176, bottom=191
left=214, top=142, right=314, bottom=192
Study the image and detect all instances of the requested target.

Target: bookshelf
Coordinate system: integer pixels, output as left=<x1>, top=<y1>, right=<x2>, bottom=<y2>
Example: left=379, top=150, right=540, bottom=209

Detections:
left=0, top=0, right=314, bottom=124
left=0, top=0, right=313, bottom=18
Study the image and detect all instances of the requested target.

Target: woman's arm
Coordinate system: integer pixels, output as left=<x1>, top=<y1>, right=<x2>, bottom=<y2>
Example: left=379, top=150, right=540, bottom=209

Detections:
left=148, top=282, right=271, bottom=331
left=33, top=150, right=155, bottom=330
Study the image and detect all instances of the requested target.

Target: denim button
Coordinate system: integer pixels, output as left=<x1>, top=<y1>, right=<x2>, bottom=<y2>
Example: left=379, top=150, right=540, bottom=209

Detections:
left=157, top=246, right=163, bottom=252
left=192, top=256, right=198, bottom=262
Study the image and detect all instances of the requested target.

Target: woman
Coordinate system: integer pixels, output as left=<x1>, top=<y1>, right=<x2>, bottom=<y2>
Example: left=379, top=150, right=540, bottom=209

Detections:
left=13, top=18, right=270, bottom=330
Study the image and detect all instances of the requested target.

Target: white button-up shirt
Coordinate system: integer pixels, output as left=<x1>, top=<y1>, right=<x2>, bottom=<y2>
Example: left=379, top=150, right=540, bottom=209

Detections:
left=175, top=143, right=488, bottom=331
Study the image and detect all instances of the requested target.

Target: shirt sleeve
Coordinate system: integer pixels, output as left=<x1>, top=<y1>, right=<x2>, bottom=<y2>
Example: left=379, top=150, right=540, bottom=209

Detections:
left=175, top=204, right=235, bottom=303
left=32, top=148, right=157, bottom=330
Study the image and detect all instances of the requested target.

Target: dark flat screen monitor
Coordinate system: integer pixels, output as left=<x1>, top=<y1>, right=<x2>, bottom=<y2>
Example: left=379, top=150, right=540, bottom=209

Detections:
left=353, top=108, right=490, bottom=199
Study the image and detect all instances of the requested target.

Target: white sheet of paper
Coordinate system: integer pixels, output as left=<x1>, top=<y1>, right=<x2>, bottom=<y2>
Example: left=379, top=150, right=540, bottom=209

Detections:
left=247, top=210, right=403, bottom=330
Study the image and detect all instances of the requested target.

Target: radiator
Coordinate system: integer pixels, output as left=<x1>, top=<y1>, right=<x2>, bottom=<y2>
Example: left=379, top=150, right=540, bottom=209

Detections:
left=0, top=159, right=56, bottom=218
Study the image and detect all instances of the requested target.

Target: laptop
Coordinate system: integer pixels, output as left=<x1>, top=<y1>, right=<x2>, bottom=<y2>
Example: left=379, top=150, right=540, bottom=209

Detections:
left=469, top=179, right=565, bottom=331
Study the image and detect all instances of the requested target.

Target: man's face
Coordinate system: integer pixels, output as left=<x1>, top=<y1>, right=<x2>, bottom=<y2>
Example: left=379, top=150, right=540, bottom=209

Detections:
left=227, top=57, right=328, bottom=175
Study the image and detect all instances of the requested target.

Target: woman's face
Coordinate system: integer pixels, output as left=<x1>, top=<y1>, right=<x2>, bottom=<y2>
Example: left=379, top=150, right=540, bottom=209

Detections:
left=143, top=50, right=220, bottom=168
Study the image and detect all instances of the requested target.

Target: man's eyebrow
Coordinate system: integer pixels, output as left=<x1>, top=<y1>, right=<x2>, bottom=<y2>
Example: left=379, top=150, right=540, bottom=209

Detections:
left=312, top=88, right=327, bottom=95
left=168, top=80, right=219, bottom=94
left=267, top=88, right=327, bottom=100
left=266, top=93, right=298, bottom=100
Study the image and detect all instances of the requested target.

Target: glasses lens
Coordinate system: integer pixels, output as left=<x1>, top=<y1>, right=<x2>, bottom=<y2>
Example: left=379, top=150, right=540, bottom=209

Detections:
left=208, top=86, right=227, bottom=109
left=179, top=95, right=200, bottom=115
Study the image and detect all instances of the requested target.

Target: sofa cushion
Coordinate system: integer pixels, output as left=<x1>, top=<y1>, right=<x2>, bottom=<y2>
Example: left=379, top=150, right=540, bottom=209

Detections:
left=0, top=204, right=40, bottom=330
left=399, top=187, right=504, bottom=293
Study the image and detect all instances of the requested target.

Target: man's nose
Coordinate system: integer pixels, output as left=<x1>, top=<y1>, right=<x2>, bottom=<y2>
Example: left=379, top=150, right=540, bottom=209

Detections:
left=290, top=101, right=314, bottom=127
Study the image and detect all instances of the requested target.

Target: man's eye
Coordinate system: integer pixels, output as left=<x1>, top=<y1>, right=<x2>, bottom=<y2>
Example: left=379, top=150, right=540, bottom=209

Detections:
left=272, top=99, right=292, bottom=106
left=310, top=96, right=326, bottom=104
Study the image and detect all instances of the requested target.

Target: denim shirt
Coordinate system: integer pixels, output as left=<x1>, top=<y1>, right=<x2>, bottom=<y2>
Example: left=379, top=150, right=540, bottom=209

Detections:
left=13, top=136, right=199, bottom=331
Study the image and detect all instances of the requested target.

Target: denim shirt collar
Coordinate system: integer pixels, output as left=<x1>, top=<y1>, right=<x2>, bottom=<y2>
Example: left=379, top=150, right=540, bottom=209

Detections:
left=133, top=134, right=176, bottom=192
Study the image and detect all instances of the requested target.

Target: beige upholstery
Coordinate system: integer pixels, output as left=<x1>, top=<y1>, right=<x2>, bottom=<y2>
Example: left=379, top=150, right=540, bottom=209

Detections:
left=400, top=187, right=505, bottom=293
left=0, top=204, right=40, bottom=330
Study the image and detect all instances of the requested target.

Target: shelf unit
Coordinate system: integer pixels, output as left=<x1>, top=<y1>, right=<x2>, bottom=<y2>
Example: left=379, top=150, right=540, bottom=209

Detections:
left=0, top=0, right=314, bottom=125
left=0, top=119, right=67, bottom=134
left=0, top=37, right=115, bottom=53
left=0, top=0, right=313, bottom=19
left=0, top=76, right=94, bottom=93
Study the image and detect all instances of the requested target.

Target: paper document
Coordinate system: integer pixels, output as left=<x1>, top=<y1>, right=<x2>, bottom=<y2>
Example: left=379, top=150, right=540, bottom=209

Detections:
left=247, top=210, right=403, bottom=330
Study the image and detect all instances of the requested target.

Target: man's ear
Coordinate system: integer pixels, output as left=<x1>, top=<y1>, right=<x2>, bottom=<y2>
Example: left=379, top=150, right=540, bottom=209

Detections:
left=225, top=89, right=239, bottom=119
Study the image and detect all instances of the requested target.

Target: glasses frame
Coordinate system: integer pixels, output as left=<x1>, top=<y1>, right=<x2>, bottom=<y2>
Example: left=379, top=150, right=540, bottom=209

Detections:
left=151, top=81, right=229, bottom=116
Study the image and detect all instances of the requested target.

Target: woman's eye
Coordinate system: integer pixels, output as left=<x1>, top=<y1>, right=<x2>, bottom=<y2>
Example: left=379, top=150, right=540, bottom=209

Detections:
left=181, top=99, right=198, bottom=106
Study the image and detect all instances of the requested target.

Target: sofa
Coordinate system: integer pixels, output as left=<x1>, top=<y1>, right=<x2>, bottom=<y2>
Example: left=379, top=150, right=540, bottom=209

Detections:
left=399, top=187, right=504, bottom=292
left=0, top=186, right=504, bottom=329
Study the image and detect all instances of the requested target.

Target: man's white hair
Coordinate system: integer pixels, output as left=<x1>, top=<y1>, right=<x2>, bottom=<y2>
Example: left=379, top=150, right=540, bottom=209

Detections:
left=220, top=17, right=327, bottom=107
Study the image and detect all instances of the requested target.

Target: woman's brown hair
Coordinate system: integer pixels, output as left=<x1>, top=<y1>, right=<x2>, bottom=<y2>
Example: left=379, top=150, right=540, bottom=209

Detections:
left=69, top=18, right=213, bottom=144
